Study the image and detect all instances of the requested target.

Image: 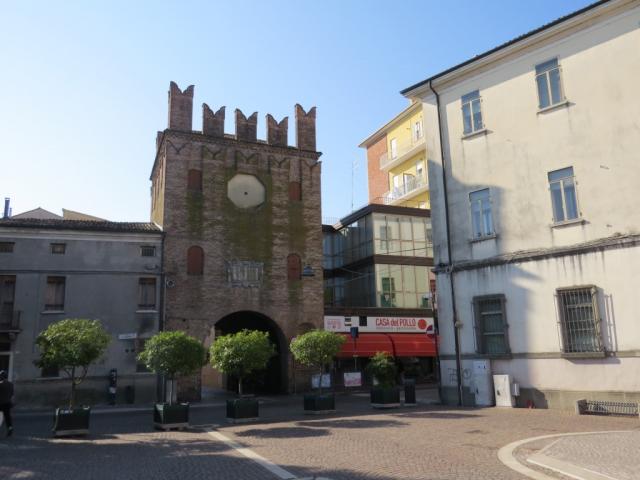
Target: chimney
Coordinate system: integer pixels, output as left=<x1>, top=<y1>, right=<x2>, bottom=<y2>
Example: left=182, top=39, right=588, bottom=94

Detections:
left=295, top=104, right=316, bottom=151
left=3, top=198, right=10, bottom=219
left=168, top=81, right=194, bottom=131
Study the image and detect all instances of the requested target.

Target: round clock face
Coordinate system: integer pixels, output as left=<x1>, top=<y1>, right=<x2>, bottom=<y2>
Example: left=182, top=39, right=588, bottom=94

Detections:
left=227, top=173, right=266, bottom=208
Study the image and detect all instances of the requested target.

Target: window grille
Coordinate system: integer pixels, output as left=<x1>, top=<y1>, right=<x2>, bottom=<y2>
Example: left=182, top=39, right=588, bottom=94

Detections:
left=557, top=286, right=602, bottom=353
left=140, top=246, right=156, bottom=257
left=0, top=242, right=14, bottom=253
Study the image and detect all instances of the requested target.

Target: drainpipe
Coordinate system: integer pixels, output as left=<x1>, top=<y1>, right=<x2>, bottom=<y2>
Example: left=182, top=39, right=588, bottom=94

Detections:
left=429, top=81, right=463, bottom=407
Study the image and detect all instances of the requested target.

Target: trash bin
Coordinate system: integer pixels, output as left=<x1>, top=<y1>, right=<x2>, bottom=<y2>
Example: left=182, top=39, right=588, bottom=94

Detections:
left=404, top=378, right=416, bottom=405
left=125, top=385, right=135, bottom=404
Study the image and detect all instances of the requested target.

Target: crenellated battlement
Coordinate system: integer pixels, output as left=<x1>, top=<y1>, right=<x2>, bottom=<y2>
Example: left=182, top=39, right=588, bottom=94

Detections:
left=167, top=82, right=316, bottom=151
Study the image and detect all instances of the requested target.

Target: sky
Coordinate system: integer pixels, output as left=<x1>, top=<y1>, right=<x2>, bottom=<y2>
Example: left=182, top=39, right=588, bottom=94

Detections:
left=1, top=0, right=595, bottom=223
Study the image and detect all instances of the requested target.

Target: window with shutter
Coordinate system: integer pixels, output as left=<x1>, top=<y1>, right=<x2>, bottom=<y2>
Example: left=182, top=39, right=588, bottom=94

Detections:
left=287, top=254, right=301, bottom=280
left=289, top=181, right=301, bottom=201
left=187, top=246, right=204, bottom=275
left=187, top=169, right=203, bottom=192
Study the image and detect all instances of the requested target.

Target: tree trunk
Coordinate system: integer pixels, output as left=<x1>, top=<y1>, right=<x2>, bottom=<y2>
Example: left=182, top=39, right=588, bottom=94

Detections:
left=238, top=377, right=243, bottom=397
left=318, top=367, right=323, bottom=395
left=169, top=377, right=174, bottom=406
left=70, top=366, right=76, bottom=409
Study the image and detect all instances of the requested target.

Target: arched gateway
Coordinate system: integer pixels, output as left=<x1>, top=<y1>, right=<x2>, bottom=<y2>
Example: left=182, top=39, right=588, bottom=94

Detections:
left=201, top=311, right=288, bottom=396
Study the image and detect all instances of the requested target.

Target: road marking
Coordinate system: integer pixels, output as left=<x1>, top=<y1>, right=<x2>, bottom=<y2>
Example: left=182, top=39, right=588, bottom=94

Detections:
left=206, top=429, right=297, bottom=479
left=498, top=430, right=632, bottom=480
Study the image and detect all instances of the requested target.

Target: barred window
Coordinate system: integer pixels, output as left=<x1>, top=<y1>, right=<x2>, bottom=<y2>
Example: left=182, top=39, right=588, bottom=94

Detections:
left=140, top=246, right=156, bottom=257
left=0, top=242, right=14, bottom=253
left=557, top=286, right=602, bottom=353
left=473, top=295, right=509, bottom=355
left=50, top=243, right=66, bottom=254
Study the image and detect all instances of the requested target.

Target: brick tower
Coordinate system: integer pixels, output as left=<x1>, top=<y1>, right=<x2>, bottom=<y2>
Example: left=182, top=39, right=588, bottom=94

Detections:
left=150, top=82, right=323, bottom=398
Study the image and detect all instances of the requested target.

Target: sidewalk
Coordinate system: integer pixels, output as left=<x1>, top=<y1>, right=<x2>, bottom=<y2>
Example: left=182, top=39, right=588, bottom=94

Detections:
left=503, top=427, right=640, bottom=480
left=14, top=385, right=440, bottom=417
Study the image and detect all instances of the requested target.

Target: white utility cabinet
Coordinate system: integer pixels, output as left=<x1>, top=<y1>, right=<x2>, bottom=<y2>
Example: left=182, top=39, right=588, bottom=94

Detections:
left=493, top=374, right=516, bottom=407
left=473, top=360, right=494, bottom=406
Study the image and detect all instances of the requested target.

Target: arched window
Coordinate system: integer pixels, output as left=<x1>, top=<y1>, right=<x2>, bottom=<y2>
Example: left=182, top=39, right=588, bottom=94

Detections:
left=187, top=246, right=204, bottom=275
left=187, top=169, right=202, bottom=192
left=287, top=253, right=301, bottom=280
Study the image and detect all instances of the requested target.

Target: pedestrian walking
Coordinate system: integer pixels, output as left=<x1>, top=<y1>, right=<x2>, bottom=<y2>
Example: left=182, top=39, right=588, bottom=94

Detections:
left=0, top=370, right=14, bottom=437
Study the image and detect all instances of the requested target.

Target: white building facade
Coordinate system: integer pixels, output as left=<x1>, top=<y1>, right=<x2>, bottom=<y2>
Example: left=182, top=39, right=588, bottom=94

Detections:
left=403, top=0, right=640, bottom=409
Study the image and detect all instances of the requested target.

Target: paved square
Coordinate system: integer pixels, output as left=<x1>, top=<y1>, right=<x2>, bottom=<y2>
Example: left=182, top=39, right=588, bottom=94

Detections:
left=2, top=394, right=638, bottom=480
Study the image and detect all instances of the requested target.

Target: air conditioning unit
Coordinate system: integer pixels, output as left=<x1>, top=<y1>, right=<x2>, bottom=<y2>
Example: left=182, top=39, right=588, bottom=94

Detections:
left=493, top=374, right=516, bottom=407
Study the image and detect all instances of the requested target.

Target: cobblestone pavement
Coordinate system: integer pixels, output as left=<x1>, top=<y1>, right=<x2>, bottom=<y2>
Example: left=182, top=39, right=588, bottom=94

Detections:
left=1, top=392, right=638, bottom=480
left=523, top=430, right=640, bottom=480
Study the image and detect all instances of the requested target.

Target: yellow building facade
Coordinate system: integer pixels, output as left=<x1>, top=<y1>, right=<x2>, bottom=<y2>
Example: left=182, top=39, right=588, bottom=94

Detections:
left=361, top=102, right=429, bottom=209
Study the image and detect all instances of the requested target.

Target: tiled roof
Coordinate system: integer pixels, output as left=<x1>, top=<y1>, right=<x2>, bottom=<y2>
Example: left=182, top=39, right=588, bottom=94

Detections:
left=0, top=218, right=161, bottom=234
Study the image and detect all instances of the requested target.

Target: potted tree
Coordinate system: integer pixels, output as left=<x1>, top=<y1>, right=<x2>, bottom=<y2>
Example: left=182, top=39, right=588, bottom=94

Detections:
left=137, top=331, right=206, bottom=430
left=209, top=329, right=275, bottom=423
left=366, top=351, right=400, bottom=408
left=290, top=330, right=345, bottom=414
left=35, top=318, right=111, bottom=437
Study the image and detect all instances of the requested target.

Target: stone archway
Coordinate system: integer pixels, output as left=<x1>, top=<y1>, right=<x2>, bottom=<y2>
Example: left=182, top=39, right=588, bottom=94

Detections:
left=202, top=311, right=287, bottom=395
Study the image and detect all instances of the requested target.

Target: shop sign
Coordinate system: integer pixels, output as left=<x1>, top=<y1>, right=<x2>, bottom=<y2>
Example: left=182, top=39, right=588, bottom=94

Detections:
left=343, top=372, right=362, bottom=387
left=324, top=316, right=433, bottom=333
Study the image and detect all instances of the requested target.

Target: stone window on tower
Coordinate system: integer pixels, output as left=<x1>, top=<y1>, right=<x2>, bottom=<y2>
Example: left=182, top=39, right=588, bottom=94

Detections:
left=187, top=246, right=204, bottom=275
left=289, top=181, right=301, bottom=201
left=287, top=254, right=302, bottom=280
left=187, top=169, right=203, bottom=192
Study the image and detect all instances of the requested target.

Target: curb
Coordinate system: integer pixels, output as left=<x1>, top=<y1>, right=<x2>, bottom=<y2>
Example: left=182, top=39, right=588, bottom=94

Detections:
left=497, top=430, right=632, bottom=480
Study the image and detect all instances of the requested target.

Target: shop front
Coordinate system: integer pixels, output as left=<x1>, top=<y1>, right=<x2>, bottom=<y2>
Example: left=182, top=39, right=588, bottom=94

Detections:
left=324, top=315, right=437, bottom=387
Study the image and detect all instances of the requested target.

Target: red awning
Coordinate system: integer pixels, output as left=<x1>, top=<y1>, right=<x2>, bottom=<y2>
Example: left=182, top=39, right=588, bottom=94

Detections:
left=337, top=333, right=436, bottom=358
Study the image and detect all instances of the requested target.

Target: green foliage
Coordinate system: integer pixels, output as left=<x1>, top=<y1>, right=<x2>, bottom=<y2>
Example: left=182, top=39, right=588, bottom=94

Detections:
left=209, top=330, right=275, bottom=395
left=366, top=352, right=397, bottom=389
left=35, top=318, right=111, bottom=407
left=138, top=331, right=206, bottom=379
left=290, top=330, right=345, bottom=370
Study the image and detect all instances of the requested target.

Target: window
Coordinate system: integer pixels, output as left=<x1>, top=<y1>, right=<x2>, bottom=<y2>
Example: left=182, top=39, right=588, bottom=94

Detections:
left=416, top=160, right=424, bottom=179
left=390, top=138, right=398, bottom=159
left=557, top=287, right=602, bottom=353
left=461, top=90, right=483, bottom=135
left=535, top=58, right=564, bottom=109
left=287, top=254, right=301, bottom=280
left=50, top=243, right=66, bottom=254
left=381, top=277, right=397, bottom=307
left=140, top=246, right=156, bottom=257
left=469, top=189, right=493, bottom=238
left=359, top=316, right=367, bottom=327
left=289, top=181, right=301, bottom=201
left=413, top=120, right=423, bottom=141
left=0, top=242, right=14, bottom=253
left=187, top=169, right=202, bottom=192
left=44, top=277, right=65, bottom=311
left=548, top=167, right=579, bottom=223
left=473, top=295, right=509, bottom=355
left=187, top=246, right=204, bottom=275
left=138, top=278, right=157, bottom=310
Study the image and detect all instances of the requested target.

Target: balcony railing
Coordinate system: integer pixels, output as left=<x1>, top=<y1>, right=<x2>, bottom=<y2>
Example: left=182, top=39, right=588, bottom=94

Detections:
left=384, top=174, right=428, bottom=205
left=0, top=310, right=21, bottom=332
left=379, top=135, right=425, bottom=170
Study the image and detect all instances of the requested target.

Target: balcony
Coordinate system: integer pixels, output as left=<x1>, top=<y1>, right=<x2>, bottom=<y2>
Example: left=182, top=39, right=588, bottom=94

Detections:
left=0, top=310, right=21, bottom=333
left=379, top=135, right=425, bottom=171
left=383, top=174, right=429, bottom=205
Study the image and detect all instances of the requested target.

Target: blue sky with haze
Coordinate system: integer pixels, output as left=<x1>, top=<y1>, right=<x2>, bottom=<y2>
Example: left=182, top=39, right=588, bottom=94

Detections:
left=1, top=0, right=594, bottom=222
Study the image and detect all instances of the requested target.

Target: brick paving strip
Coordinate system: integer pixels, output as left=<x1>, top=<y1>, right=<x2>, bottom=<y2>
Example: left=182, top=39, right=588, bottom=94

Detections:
left=499, top=430, right=640, bottom=480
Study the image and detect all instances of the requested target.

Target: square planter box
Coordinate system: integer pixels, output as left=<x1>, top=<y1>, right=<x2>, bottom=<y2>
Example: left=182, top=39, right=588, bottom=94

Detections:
left=227, top=398, right=259, bottom=424
left=154, top=403, right=189, bottom=430
left=371, top=387, right=401, bottom=409
left=53, top=406, right=91, bottom=437
left=304, top=393, right=336, bottom=414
